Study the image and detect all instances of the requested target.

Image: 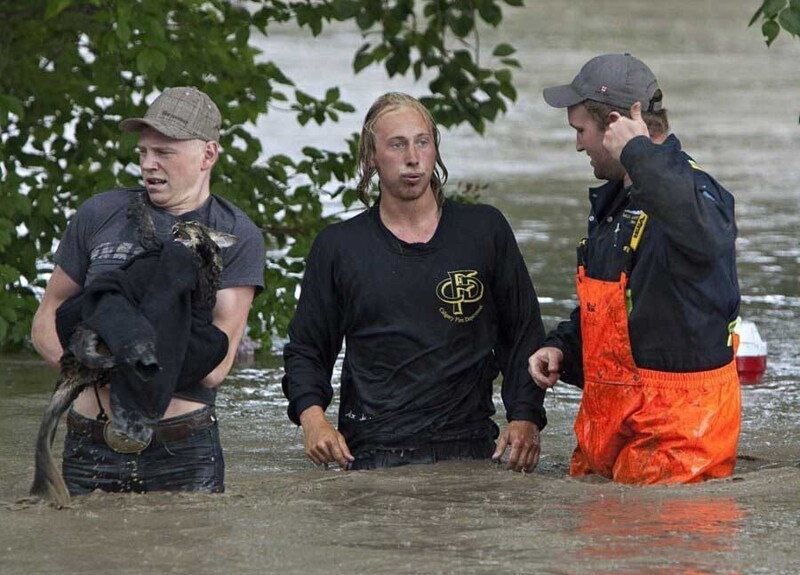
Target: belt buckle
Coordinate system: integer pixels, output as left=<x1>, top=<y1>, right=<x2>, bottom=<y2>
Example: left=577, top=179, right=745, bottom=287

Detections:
left=103, top=421, right=151, bottom=454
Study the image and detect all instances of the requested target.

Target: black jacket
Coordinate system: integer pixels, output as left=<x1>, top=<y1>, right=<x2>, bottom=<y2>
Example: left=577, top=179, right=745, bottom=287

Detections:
left=56, top=242, right=227, bottom=438
left=546, top=134, right=740, bottom=387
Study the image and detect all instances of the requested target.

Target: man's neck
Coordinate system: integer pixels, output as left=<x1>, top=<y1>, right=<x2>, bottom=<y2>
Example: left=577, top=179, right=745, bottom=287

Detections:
left=149, top=188, right=211, bottom=216
left=379, top=191, right=441, bottom=244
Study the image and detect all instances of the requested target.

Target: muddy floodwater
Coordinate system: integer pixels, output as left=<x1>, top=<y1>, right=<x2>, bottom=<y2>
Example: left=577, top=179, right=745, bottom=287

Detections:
left=2, top=355, right=800, bottom=574
left=2, top=0, right=799, bottom=573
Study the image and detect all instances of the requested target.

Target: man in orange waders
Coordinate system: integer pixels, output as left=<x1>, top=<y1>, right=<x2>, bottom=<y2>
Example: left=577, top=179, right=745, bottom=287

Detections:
left=529, top=54, right=741, bottom=484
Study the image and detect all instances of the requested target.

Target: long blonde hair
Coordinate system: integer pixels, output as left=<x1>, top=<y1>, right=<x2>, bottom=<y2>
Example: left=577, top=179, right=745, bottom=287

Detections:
left=355, top=92, right=449, bottom=207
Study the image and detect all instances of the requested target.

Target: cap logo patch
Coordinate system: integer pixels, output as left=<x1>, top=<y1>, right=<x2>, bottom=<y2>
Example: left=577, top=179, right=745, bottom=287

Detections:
left=158, top=111, right=189, bottom=125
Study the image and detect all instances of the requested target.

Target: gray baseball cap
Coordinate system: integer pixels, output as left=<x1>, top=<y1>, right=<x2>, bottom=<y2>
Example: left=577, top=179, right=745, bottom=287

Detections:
left=543, top=53, right=663, bottom=112
left=120, top=86, right=221, bottom=141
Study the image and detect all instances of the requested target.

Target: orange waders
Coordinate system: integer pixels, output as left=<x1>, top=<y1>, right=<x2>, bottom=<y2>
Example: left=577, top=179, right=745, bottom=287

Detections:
left=570, top=218, right=741, bottom=485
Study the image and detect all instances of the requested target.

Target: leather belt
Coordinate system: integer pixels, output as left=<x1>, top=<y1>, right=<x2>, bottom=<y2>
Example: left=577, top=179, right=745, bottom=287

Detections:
left=66, top=406, right=217, bottom=448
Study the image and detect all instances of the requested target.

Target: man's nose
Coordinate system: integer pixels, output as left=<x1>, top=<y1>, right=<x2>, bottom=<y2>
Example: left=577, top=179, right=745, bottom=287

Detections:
left=140, top=151, right=157, bottom=170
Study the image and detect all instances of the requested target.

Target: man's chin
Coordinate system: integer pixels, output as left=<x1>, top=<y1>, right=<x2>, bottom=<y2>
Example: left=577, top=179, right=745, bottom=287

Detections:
left=592, top=168, right=618, bottom=182
left=144, top=186, right=168, bottom=202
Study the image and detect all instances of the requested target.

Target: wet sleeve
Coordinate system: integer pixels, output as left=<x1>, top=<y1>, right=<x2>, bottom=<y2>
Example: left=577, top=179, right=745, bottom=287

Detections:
left=491, top=211, right=548, bottom=429
left=543, top=306, right=585, bottom=388
left=281, top=233, right=343, bottom=425
left=621, top=136, right=737, bottom=267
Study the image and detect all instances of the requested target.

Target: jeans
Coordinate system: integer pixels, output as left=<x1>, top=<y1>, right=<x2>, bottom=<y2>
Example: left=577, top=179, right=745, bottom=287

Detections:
left=349, top=438, right=496, bottom=470
left=62, top=407, right=225, bottom=495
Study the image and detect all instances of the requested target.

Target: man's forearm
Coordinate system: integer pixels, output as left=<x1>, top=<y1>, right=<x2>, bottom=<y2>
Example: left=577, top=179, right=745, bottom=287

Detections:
left=31, top=310, right=63, bottom=368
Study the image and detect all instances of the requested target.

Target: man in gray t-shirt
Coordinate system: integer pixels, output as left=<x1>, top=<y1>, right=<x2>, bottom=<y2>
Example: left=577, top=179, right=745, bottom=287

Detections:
left=31, top=87, right=265, bottom=495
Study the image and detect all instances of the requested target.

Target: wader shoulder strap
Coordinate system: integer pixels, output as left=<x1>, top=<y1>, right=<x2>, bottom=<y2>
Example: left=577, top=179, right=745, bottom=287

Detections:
left=629, top=212, right=648, bottom=252
left=622, top=212, right=648, bottom=314
left=622, top=212, right=649, bottom=269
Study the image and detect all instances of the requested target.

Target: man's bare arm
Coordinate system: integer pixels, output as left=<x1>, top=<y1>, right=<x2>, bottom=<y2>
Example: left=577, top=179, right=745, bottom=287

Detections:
left=31, top=266, right=82, bottom=368
left=201, top=285, right=256, bottom=388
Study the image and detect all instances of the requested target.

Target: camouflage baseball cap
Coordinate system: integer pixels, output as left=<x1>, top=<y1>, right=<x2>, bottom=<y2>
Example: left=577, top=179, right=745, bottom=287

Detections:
left=543, top=53, right=663, bottom=112
left=120, top=86, right=221, bottom=141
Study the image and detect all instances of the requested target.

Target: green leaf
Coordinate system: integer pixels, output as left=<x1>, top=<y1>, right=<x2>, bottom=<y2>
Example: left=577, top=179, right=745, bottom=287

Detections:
left=45, top=0, right=73, bottom=19
left=495, top=68, right=513, bottom=84
left=355, top=7, right=377, bottom=29
left=492, top=43, right=516, bottom=57
left=749, top=5, right=764, bottom=27
left=763, top=0, right=788, bottom=18
left=778, top=6, right=800, bottom=35
left=0, top=94, right=25, bottom=119
left=386, top=44, right=411, bottom=76
left=116, top=20, right=131, bottom=43
left=478, top=1, right=503, bottom=26
left=354, top=44, right=374, bottom=72
left=762, top=19, right=781, bottom=44
left=332, top=101, right=356, bottom=113
left=262, top=62, right=294, bottom=86
left=449, top=14, right=474, bottom=38
left=136, top=48, right=168, bottom=77
left=325, top=87, right=341, bottom=102
left=295, top=90, right=314, bottom=106
left=341, top=187, right=359, bottom=209
left=116, top=1, right=133, bottom=43
left=498, top=80, right=517, bottom=101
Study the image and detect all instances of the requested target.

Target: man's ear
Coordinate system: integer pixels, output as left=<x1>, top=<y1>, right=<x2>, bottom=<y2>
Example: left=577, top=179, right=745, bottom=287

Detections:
left=202, top=141, right=219, bottom=170
left=604, top=110, right=630, bottom=129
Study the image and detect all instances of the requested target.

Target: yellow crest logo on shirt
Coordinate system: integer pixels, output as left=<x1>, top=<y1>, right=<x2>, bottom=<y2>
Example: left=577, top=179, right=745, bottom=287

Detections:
left=436, top=270, right=484, bottom=321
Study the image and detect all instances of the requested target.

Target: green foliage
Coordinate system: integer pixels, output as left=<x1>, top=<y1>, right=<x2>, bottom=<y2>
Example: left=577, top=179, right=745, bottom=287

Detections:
left=749, top=0, right=800, bottom=123
left=348, top=0, right=520, bottom=133
left=0, top=0, right=522, bottom=351
left=750, top=0, right=800, bottom=45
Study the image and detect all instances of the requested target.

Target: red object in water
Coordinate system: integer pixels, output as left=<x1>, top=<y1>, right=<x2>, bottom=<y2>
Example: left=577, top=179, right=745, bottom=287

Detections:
left=736, top=355, right=768, bottom=385
left=735, top=319, right=767, bottom=385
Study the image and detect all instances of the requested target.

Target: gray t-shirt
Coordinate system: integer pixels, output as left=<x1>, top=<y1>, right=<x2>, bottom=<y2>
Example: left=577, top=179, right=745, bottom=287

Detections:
left=55, top=187, right=265, bottom=292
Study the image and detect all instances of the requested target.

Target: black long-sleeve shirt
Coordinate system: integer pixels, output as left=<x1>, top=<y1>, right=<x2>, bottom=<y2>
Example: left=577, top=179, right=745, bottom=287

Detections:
left=545, top=134, right=740, bottom=387
left=282, top=200, right=547, bottom=454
